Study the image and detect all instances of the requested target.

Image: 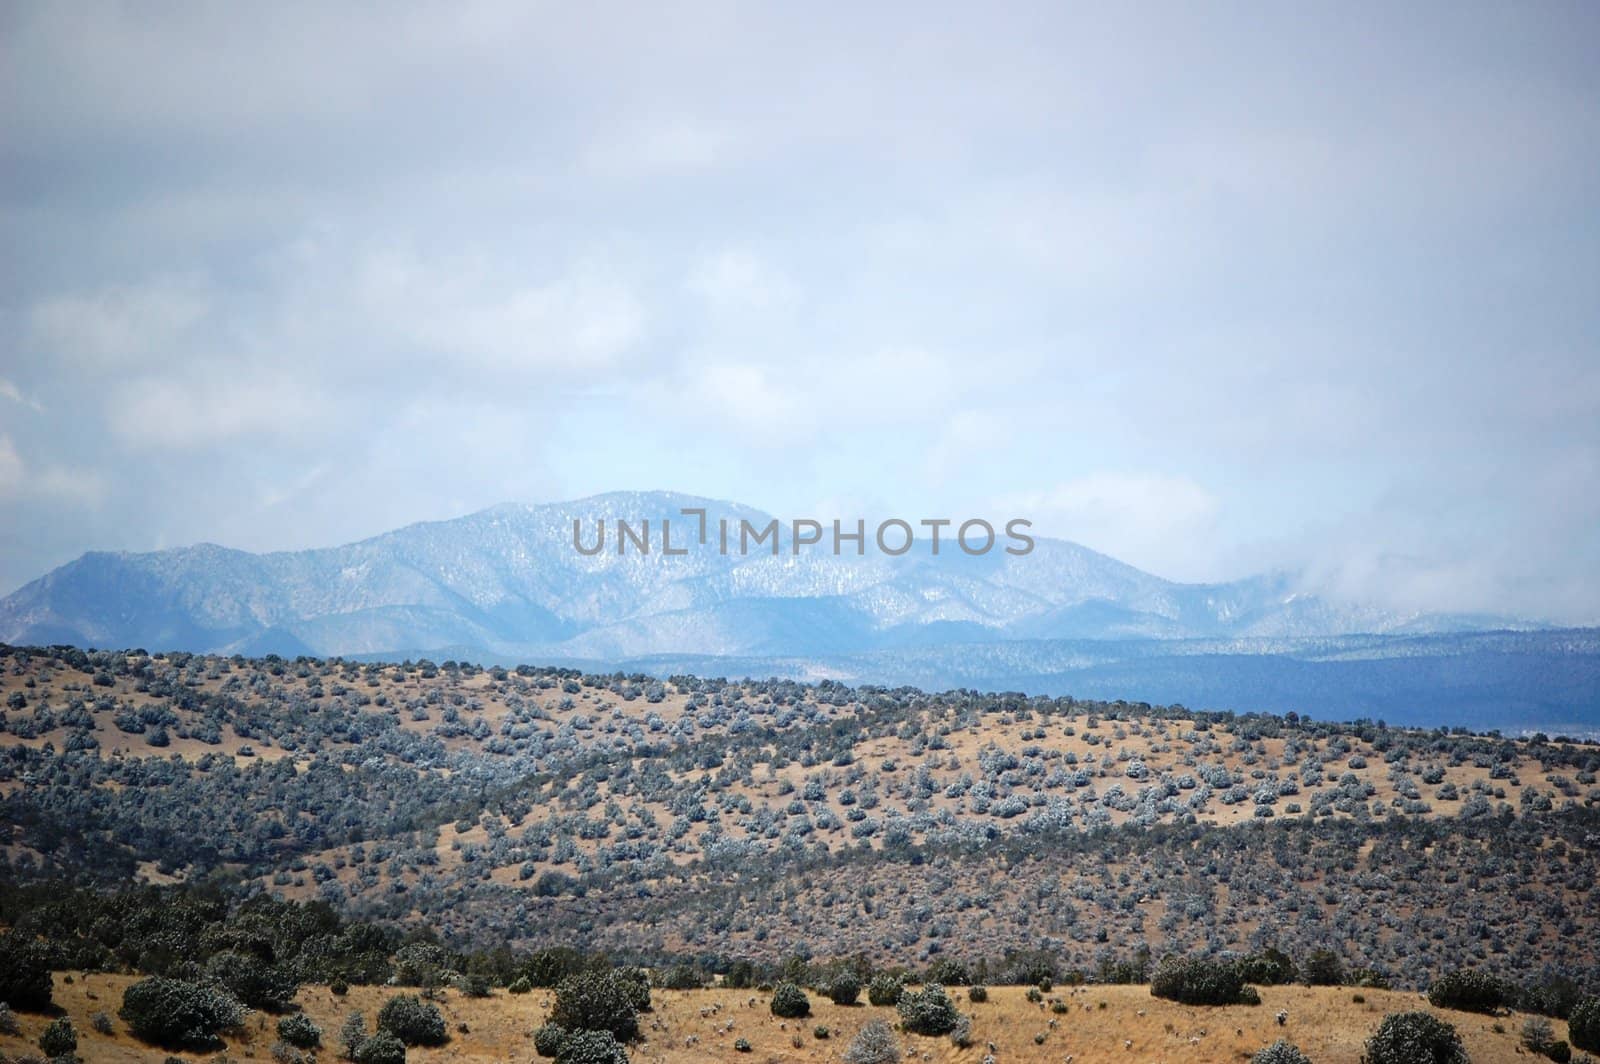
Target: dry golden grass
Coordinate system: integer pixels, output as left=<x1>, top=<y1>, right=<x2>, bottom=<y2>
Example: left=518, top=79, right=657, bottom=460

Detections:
left=0, top=974, right=1570, bottom=1064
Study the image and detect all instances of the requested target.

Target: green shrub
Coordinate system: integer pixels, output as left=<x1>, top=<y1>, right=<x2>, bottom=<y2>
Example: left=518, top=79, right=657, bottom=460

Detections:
left=119, top=976, right=246, bottom=1050
left=1025, top=986, right=1043, bottom=1003
left=0, top=932, right=54, bottom=1012
left=1303, top=950, right=1343, bottom=986
left=205, top=949, right=300, bottom=1012
left=1251, top=1039, right=1311, bottom=1064
left=339, top=1011, right=367, bottom=1058
left=613, top=968, right=651, bottom=1013
left=896, top=983, right=960, bottom=1036
left=827, top=970, right=861, bottom=1006
left=967, top=985, right=988, bottom=1003
left=554, top=1028, right=629, bottom=1064
left=39, top=1017, right=77, bottom=1058
left=509, top=976, right=533, bottom=995
left=867, top=973, right=903, bottom=1007
left=654, top=966, right=702, bottom=991
left=1546, top=1040, right=1572, bottom=1063
left=924, top=958, right=970, bottom=986
left=770, top=982, right=811, bottom=1018
left=550, top=970, right=642, bottom=1043
left=814, top=1025, right=830, bottom=1039
left=1523, top=1017, right=1557, bottom=1056
left=1362, top=1012, right=1467, bottom=1064
left=330, top=978, right=349, bottom=996
left=277, top=1014, right=322, bottom=1049
left=1150, top=955, right=1249, bottom=1006
left=376, top=995, right=447, bottom=1046
left=1427, top=969, right=1507, bottom=1014
left=1349, top=968, right=1392, bottom=990
left=534, top=1023, right=567, bottom=1058
left=353, top=1031, right=407, bottom=1064
left=1569, top=996, right=1600, bottom=1053
left=1239, top=986, right=1262, bottom=1006
left=1237, top=949, right=1297, bottom=986
left=733, top=1038, right=752, bottom=1052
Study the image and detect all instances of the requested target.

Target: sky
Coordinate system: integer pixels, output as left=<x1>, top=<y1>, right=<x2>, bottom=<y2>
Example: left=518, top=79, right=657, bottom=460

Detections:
left=1, top=1, right=1598, bottom=623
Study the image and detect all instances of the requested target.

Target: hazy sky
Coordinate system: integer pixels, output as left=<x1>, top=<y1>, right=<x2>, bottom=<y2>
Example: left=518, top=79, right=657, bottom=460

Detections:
left=2, top=1, right=1597, bottom=622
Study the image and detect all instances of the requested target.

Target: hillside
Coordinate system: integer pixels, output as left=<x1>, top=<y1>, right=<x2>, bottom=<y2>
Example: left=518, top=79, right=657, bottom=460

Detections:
left=3, top=643, right=1597, bottom=993
left=0, top=974, right=1579, bottom=1064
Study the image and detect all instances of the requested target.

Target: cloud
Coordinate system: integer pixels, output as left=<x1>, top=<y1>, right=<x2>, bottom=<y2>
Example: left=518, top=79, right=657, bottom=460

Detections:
left=28, top=277, right=207, bottom=366
left=0, top=378, right=43, bottom=412
left=0, top=434, right=105, bottom=506
left=999, top=474, right=1223, bottom=580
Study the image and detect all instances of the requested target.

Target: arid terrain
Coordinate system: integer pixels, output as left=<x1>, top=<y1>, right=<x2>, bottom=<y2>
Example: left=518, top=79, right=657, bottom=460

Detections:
left=0, top=973, right=1580, bottom=1064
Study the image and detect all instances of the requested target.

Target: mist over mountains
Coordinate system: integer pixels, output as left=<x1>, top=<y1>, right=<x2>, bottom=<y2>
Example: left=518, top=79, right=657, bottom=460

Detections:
left=3, top=491, right=1594, bottom=733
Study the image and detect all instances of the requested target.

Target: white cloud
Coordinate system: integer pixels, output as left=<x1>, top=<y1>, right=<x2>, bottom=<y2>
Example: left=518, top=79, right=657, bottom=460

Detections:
left=29, top=277, right=207, bottom=366
left=999, top=474, right=1222, bottom=579
left=0, top=434, right=105, bottom=505
left=0, top=378, right=43, bottom=412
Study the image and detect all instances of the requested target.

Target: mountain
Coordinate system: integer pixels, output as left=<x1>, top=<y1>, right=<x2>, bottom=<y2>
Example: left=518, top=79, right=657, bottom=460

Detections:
left=0, top=491, right=1519, bottom=657
left=6, top=490, right=1589, bottom=731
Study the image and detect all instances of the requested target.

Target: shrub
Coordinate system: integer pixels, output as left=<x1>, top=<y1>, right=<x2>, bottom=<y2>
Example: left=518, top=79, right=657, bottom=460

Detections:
left=1427, top=969, right=1507, bottom=1014
left=1570, top=996, right=1600, bottom=1053
left=1350, top=968, right=1392, bottom=990
left=925, top=958, right=971, bottom=986
left=827, top=971, right=861, bottom=1006
left=330, top=978, right=350, bottom=996
left=967, top=985, right=988, bottom=1003
left=949, top=1012, right=973, bottom=1048
left=91, top=1011, right=115, bottom=1035
left=843, top=1019, right=902, bottom=1064
left=0, top=1002, right=19, bottom=1035
left=1362, top=1012, right=1467, bottom=1064
left=0, top=932, right=54, bottom=1011
left=1523, top=1017, right=1557, bottom=1055
left=550, top=970, right=642, bottom=1042
left=1303, top=950, right=1343, bottom=986
left=814, top=1025, right=830, bottom=1039
left=277, top=1014, right=322, bottom=1049
left=205, top=950, right=300, bottom=1012
left=39, top=1017, right=77, bottom=1058
left=1026, top=986, right=1043, bottom=1003
left=375, top=996, right=447, bottom=1046
left=353, top=1032, right=406, bottom=1064
left=896, top=983, right=960, bottom=1036
left=613, top=968, right=651, bottom=1013
left=1546, top=1041, right=1571, bottom=1063
left=733, top=1038, right=751, bottom=1052
left=1239, top=986, right=1262, bottom=1006
left=509, top=976, right=533, bottom=995
left=554, top=1028, right=629, bottom=1064
left=1238, top=949, right=1297, bottom=986
left=534, top=1023, right=567, bottom=1057
left=1251, top=1039, right=1311, bottom=1064
left=770, top=982, right=811, bottom=1019
left=867, top=974, right=903, bottom=1007
left=339, top=1011, right=367, bottom=1058
left=1150, top=955, right=1249, bottom=1006
left=455, top=972, right=491, bottom=998
left=655, top=966, right=702, bottom=991
left=119, top=976, right=246, bottom=1050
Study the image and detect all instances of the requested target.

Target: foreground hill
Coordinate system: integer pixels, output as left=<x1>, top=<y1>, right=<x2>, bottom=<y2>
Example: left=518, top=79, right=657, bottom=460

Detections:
left=0, top=974, right=1578, bottom=1064
left=3, top=643, right=1597, bottom=992
left=5, top=491, right=1579, bottom=730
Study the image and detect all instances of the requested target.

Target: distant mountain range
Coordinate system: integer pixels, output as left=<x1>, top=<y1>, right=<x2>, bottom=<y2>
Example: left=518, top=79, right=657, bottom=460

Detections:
left=4, top=491, right=1595, bottom=733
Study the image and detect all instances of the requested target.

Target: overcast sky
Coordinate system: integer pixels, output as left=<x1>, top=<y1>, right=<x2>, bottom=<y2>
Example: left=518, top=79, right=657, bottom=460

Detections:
left=2, top=1, right=1597, bottom=622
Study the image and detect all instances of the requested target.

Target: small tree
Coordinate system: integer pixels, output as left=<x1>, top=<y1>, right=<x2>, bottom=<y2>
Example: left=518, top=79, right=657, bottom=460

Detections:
left=1522, top=1017, right=1557, bottom=1056
left=376, top=995, right=447, bottom=1047
left=1303, top=950, right=1343, bottom=986
left=535, top=1023, right=567, bottom=1058
left=205, top=950, right=300, bottom=1012
left=39, top=1017, right=78, bottom=1058
left=1427, top=969, right=1507, bottom=1014
left=867, top=973, right=903, bottom=1007
left=278, top=1014, right=322, bottom=1049
left=119, top=976, right=246, bottom=1050
left=843, top=1019, right=902, bottom=1064
left=551, top=970, right=642, bottom=1043
left=1363, top=1012, right=1467, bottom=1064
left=770, top=982, right=811, bottom=1018
left=0, top=932, right=53, bottom=1011
left=1252, top=1040, right=1311, bottom=1064
left=1150, top=955, right=1249, bottom=1006
left=896, top=984, right=960, bottom=1036
left=554, top=1028, right=629, bottom=1064
left=1567, top=996, right=1600, bottom=1053
left=353, top=1031, right=407, bottom=1064
left=339, top=1012, right=367, bottom=1059
left=827, top=970, right=862, bottom=1006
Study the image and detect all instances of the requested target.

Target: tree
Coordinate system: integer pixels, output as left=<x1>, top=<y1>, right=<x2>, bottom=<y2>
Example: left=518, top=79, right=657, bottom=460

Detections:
left=896, top=984, right=960, bottom=1036
left=119, top=977, right=246, bottom=1050
left=278, top=1014, right=322, bottom=1049
left=339, top=1012, right=367, bottom=1059
left=1303, top=950, right=1343, bottom=986
left=1251, top=1041, right=1311, bottom=1064
left=867, top=973, right=903, bottom=1007
left=39, top=1017, right=78, bottom=1058
left=843, top=1019, right=902, bottom=1064
left=353, top=1031, right=407, bottom=1064
left=1566, top=996, right=1600, bottom=1053
left=827, top=970, right=861, bottom=1006
left=1362, top=1012, right=1467, bottom=1064
left=551, top=970, right=641, bottom=1043
left=205, top=950, right=300, bottom=1012
left=554, top=1028, right=630, bottom=1064
left=1427, top=969, right=1507, bottom=1014
left=770, top=982, right=811, bottom=1018
left=376, top=995, right=447, bottom=1046
left=0, top=932, right=53, bottom=1011
left=1150, top=955, right=1249, bottom=1006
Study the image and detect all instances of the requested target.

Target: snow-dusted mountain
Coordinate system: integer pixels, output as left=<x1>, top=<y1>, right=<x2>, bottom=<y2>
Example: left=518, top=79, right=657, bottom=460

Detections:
left=0, top=491, right=1533, bottom=661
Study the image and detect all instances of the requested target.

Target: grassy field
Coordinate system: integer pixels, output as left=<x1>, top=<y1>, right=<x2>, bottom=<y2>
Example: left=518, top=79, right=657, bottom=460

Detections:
left=0, top=974, right=1573, bottom=1063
